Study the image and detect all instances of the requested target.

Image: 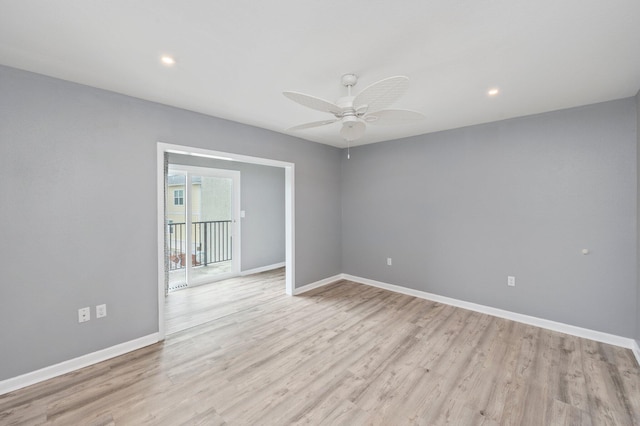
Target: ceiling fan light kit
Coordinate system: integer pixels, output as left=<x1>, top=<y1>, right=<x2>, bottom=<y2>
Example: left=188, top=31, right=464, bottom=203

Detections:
left=283, top=73, right=424, bottom=146
left=340, top=115, right=366, bottom=141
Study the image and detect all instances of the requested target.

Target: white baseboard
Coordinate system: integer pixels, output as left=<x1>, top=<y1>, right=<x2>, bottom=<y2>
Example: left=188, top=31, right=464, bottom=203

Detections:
left=241, top=262, right=285, bottom=276
left=293, top=274, right=344, bottom=295
left=632, top=340, right=640, bottom=367
left=0, top=333, right=160, bottom=396
left=341, top=274, right=637, bottom=351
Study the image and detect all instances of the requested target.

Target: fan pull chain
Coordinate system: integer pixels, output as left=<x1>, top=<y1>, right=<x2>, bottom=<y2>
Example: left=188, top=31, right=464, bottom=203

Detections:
left=347, top=141, right=351, bottom=159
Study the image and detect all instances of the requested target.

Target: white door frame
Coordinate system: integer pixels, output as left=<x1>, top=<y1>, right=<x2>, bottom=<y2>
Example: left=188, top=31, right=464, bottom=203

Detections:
left=157, top=142, right=295, bottom=340
left=168, top=165, right=242, bottom=286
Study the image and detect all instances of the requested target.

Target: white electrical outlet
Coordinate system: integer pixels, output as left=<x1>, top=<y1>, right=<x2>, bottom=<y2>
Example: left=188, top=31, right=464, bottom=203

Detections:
left=78, top=307, right=90, bottom=323
left=387, top=258, right=392, bottom=266
left=507, top=276, right=516, bottom=287
left=96, top=304, right=107, bottom=318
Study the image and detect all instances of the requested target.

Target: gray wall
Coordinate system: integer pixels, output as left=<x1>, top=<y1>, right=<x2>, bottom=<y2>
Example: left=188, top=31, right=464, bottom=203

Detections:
left=167, top=154, right=286, bottom=271
left=0, top=65, right=342, bottom=381
left=342, top=98, right=637, bottom=337
left=637, top=89, right=640, bottom=347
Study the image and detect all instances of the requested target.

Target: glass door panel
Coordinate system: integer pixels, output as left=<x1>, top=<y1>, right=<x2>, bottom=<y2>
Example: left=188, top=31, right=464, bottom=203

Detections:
left=190, top=175, right=234, bottom=284
left=167, top=171, right=187, bottom=291
left=166, top=165, right=240, bottom=292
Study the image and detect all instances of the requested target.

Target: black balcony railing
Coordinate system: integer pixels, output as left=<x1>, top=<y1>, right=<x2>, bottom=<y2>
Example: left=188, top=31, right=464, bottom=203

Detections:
left=167, top=220, right=232, bottom=270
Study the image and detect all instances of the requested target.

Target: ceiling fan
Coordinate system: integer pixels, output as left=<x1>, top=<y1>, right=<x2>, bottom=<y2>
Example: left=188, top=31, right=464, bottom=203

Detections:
left=283, top=74, right=424, bottom=143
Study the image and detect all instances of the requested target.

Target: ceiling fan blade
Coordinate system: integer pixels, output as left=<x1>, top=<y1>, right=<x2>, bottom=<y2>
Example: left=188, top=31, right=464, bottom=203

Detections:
left=283, top=91, right=342, bottom=116
left=353, top=76, right=409, bottom=113
left=286, top=119, right=338, bottom=131
left=363, top=109, right=424, bottom=125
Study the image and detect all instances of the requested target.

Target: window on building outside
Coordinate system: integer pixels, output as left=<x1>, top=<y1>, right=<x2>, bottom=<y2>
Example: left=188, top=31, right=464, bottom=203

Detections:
left=174, top=189, right=184, bottom=205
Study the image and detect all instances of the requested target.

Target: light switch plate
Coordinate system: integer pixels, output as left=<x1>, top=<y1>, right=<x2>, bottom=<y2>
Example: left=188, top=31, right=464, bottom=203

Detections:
left=96, top=304, right=107, bottom=318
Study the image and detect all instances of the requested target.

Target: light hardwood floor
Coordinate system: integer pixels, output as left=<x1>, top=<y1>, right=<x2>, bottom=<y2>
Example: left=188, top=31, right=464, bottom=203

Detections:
left=2, top=268, right=640, bottom=425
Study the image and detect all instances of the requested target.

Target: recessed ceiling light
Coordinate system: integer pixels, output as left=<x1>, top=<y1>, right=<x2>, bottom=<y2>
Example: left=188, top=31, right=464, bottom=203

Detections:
left=488, top=88, right=499, bottom=96
left=161, top=55, right=176, bottom=66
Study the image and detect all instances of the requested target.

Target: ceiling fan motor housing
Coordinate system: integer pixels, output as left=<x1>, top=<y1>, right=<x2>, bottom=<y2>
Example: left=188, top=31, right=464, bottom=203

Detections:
left=336, top=96, right=357, bottom=117
left=342, top=115, right=361, bottom=126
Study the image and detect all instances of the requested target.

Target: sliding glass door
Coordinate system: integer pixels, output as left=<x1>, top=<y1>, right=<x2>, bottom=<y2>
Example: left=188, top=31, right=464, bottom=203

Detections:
left=167, top=166, right=240, bottom=291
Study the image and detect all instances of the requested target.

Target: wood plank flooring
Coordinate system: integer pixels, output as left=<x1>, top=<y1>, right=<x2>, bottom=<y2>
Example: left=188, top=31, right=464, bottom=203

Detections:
left=164, top=269, right=284, bottom=335
left=2, top=268, right=640, bottom=425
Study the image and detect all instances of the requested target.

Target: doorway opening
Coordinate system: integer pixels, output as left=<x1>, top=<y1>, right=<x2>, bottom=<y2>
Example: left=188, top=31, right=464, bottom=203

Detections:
left=157, top=142, right=295, bottom=340
left=167, top=166, right=241, bottom=291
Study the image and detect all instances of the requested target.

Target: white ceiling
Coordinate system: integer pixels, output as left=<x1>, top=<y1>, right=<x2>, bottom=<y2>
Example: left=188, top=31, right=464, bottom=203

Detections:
left=1, top=1, right=639, bottom=148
